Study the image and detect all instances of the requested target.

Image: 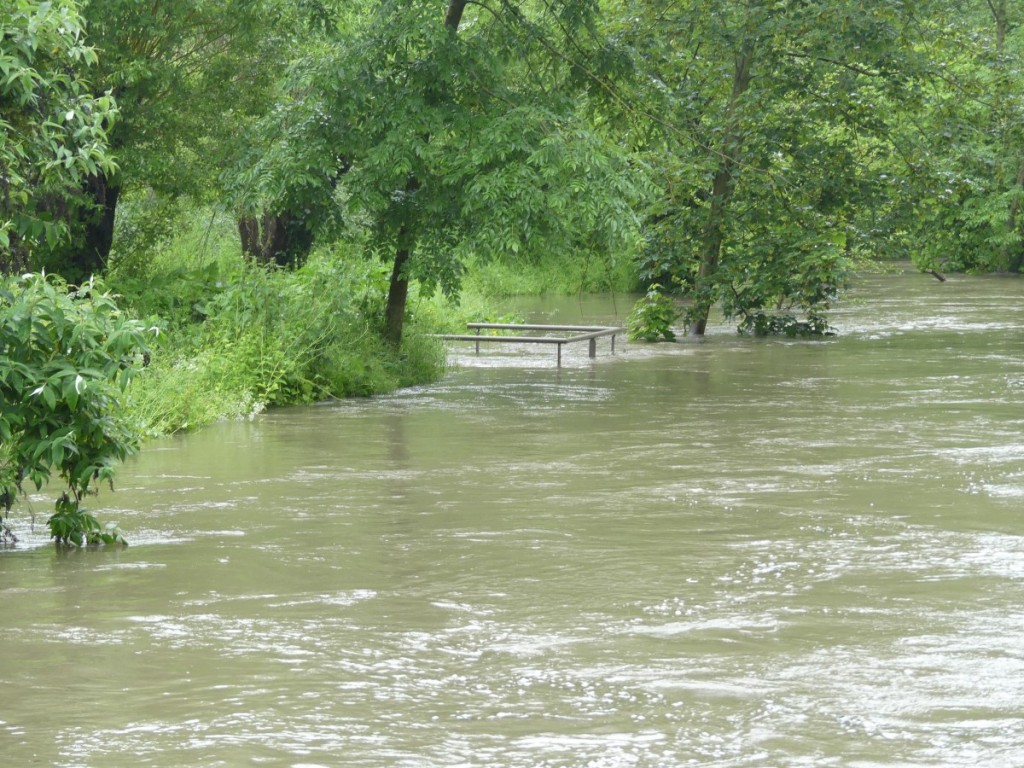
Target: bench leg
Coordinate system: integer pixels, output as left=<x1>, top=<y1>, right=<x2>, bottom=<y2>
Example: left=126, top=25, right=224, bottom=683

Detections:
left=589, top=338, right=597, bottom=358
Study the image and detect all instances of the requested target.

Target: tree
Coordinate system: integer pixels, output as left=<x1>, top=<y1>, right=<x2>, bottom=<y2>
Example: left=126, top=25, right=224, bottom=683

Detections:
left=250, top=0, right=644, bottom=345
left=1, top=273, right=153, bottom=546
left=20, top=0, right=309, bottom=278
left=0, top=0, right=118, bottom=273
left=225, top=2, right=363, bottom=267
left=891, top=0, right=1024, bottom=274
left=609, top=0, right=926, bottom=335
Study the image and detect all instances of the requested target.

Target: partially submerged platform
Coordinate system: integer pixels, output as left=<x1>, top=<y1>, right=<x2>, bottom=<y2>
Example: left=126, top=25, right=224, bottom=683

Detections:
left=440, top=323, right=622, bottom=367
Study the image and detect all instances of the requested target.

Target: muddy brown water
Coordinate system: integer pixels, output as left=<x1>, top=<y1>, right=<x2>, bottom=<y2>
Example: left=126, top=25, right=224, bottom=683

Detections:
left=2, top=270, right=1023, bottom=767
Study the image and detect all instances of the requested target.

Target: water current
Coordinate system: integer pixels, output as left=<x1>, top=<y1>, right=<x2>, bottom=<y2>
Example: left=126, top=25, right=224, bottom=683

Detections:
left=2, top=269, right=1023, bottom=767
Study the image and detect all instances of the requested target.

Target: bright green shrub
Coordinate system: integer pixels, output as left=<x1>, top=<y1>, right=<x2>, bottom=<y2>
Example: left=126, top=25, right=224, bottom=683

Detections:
left=120, top=245, right=449, bottom=433
left=627, top=284, right=679, bottom=342
left=0, top=273, right=154, bottom=546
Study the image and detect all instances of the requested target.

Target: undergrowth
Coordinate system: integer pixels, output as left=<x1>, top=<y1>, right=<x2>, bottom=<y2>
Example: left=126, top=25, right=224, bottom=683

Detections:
left=104, top=201, right=639, bottom=437
left=462, top=251, right=640, bottom=299
left=107, top=209, right=448, bottom=435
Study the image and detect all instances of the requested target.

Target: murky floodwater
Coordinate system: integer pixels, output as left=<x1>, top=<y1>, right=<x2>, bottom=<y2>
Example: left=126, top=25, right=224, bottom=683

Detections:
left=2, top=270, right=1023, bottom=767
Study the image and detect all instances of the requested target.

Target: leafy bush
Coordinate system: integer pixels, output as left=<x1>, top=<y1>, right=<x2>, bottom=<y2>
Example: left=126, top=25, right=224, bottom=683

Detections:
left=737, top=311, right=835, bottom=338
left=0, top=1, right=117, bottom=267
left=627, top=284, right=678, bottom=342
left=0, top=273, right=153, bottom=546
left=118, top=242, right=448, bottom=434
left=47, top=491, right=126, bottom=547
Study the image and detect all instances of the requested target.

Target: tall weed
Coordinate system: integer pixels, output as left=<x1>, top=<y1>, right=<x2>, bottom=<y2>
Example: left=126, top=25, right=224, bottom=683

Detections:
left=463, top=251, right=640, bottom=299
left=114, top=217, right=448, bottom=434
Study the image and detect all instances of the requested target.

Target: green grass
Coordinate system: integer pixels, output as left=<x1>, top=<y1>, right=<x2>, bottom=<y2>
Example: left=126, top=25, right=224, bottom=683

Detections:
left=108, top=207, right=448, bottom=435
left=462, top=251, right=641, bottom=299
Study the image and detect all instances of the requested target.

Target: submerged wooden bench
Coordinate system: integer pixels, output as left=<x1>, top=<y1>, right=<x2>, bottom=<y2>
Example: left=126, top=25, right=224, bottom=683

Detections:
left=440, top=323, right=622, bottom=367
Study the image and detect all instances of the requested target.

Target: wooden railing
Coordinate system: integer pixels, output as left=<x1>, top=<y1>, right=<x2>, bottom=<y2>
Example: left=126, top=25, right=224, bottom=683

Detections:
left=440, top=323, right=622, bottom=367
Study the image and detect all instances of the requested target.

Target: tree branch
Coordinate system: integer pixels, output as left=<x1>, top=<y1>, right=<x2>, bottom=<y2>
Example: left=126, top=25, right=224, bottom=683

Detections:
left=782, top=51, right=880, bottom=78
left=445, top=0, right=470, bottom=31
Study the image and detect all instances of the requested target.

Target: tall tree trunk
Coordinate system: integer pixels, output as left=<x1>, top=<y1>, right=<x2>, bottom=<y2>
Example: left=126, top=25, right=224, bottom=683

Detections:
left=384, top=244, right=411, bottom=346
left=987, top=0, right=1008, bottom=51
left=444, top=0, right=468, bottom=30
left=85, top=174, right=120, bottom=272
left=68, top=173, right=120, bottom=279
left=689, top=167, right=736, bottom=336
left=381, top=0, right=466, bottom=346
left=382, top=174, right=420, bottom=344
left=688, top=42, right=755, bottom=336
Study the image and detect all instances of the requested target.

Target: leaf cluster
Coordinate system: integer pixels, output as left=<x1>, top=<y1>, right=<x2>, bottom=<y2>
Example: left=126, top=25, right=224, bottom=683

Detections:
left=626, top=284, right=677, bottom=342
left=609, top=0, right=941, bottom=328
left=0, top=0, right=118, bottom=265
left=0, top=272, right=153, bottom=544
left=737, top=311, right=834, bottom=338
left=228, top=0, right=647, bottom=304
left=47, top=490, right=126, bottom=547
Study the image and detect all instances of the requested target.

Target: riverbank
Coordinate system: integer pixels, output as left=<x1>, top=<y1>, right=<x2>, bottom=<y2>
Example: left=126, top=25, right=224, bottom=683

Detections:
left=110, top=209, right=639, bottom=437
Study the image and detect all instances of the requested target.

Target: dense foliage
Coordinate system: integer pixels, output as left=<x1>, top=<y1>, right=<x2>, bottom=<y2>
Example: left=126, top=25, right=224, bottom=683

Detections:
left=892, top=0, right=1024, bottom=274
left=112, top=213, right=448, bottom=435
left=0, top=0, right=117, bottom=270
left=0, top=273, right=151, bottom=545
left=9, top=0, right=1022, bottom=335
left=233, top=0, right=645, bottom=344
left=605, top=0, right=937, bottom=334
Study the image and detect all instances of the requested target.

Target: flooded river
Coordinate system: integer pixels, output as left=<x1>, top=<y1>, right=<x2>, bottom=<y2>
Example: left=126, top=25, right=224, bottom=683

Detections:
left=2, top=270, right=1023, bottom=767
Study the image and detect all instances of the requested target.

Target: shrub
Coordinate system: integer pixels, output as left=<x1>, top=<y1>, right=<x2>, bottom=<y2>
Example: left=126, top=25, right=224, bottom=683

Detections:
left=0, top=273, right=154, bottom=546
left=737, top=311, right=835, bottom=338
left=120, top=246, right=449, bottom=433
left=627, top=284, right=678, bottom=342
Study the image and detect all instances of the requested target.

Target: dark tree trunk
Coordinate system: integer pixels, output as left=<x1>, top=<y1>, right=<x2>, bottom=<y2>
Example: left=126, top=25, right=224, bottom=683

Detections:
left=84, top=174, right=120, bottom=273
left=238, top=217, right=258, bottom=257
left=384, top=246, right=411, bottom=346
left=379, top=0, right=466, bottom=346
left=239, top=213, right=285, bottom=263
left=61, top=173, right=120, bottom=280
left=688, top=166, right=735, bottom=336
left=989, top=0, right=1008, bottom=52
left=444, top=0, right=468, bottom=29
left=688, top=42, right=755, bottom=336
left=238, top=211, right=313, bottom=267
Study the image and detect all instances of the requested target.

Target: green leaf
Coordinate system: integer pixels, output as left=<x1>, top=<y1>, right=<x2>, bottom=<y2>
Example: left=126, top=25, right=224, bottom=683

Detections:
left=41, top=384, right=56, bottom=411
left=51, top=441, right=65, bottom=467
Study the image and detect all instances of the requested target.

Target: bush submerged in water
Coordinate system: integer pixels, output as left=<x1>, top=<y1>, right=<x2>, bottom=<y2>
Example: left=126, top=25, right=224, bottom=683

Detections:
left=627, top=284, right=678, bottom=342
left=737, top=311, right=835, bottom=338
left=0, top=273, right=151, bottom=546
